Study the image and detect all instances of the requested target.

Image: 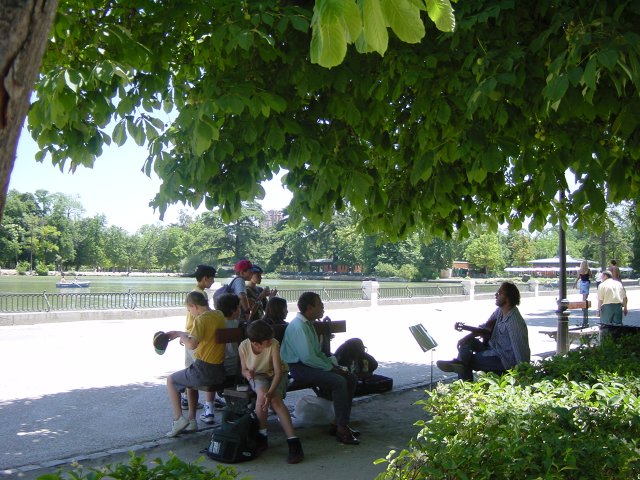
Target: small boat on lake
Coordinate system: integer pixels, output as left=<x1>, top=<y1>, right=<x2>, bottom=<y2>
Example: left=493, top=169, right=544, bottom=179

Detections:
left=56, top=281, right=91, bottom=288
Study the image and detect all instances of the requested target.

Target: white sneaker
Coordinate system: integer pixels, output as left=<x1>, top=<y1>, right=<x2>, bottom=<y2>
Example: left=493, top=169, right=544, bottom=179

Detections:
left=214, top=397, right=226, bottom=410
left=184, top=419, right=198, bottom=433
left=200, top=404, right=215, bottom=424
left=166, top=416, right=189, bottom=437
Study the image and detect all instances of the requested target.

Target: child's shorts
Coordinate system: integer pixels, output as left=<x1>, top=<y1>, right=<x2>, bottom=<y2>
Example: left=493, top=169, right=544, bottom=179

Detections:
left=252, top=373, right=289, bottom=399
left=171, top=360, right=225, bottom=393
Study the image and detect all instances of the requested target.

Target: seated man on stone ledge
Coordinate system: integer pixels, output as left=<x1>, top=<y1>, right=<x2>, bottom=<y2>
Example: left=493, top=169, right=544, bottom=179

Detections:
left=280, top=292, right=360, bottom=445
left=437, top=282, right=530, bottom=381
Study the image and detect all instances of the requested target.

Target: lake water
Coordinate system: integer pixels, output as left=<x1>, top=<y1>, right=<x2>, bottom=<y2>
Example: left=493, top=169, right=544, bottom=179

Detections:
left=0, top=275, right=410, bottom=294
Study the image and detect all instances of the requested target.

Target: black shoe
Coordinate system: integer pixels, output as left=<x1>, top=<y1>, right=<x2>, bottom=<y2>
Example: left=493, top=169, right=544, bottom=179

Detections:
left=336, top=427, right=360, bottom=445
left=255, top=433, right=268, bottom=455
left=436, top=359, right=465, bottom=375
left=287, top=437, right=304, bottom=464
left=329, top=424, right=361, bottom=437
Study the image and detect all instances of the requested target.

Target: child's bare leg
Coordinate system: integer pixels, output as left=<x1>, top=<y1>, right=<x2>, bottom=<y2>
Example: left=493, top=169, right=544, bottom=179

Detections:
left=187, top=387, right=199, bottom=420
left=166, top=377, right=182, bottom=419
left=254, top=387, right=269, bottom=429
left=271, top=395, right=296, bottom=438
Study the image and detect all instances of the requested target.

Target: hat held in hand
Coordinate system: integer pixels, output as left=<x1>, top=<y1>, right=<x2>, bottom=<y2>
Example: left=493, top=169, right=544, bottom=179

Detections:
left=153, top=331, right=170, bottom=355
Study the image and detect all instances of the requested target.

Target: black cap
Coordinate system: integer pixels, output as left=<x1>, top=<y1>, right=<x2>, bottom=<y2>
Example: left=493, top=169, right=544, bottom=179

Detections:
left=251, top=265, right=264, bottom=274
left=153, top=331, right=170, bottom=355
left=192, top=264, right=217, bottom=278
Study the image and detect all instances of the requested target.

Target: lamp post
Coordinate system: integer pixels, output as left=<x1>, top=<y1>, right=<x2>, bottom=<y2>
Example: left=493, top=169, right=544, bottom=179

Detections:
left=556, top=189, right=570, bottom=355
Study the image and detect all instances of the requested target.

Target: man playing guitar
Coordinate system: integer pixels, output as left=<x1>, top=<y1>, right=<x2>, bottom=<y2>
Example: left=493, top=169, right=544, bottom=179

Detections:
left=437, top=282, right=530, bottom=381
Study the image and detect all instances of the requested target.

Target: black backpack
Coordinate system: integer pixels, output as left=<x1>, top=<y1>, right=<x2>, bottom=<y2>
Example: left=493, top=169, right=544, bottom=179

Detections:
left=206, top=409, right=259, bottom=463
left=213, top=277, right=242, bottom=309
left=334, top=338, right=378, bottom=379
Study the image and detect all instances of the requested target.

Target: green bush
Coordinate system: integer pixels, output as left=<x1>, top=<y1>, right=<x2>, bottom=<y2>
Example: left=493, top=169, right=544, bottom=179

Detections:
left=374, top=262, right=397, bottom=278
left=37, top=452, right=239, bottom=480
left=16, top=261, right=30, bottom=275
left=376, top=336, right=640, bottom=479
left=35, top=262, right=50, bottom=276
left=397, top=264, right=419, bottom=282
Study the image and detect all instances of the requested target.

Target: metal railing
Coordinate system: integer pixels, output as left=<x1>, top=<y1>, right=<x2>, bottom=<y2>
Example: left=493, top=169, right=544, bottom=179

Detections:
left=1, top=284, right=473, bottom=313
left=0, top=290, right=190, bottom=313
left=278, top=288, right=365, bottom=303
left=378, top=284, right=464, bottom=299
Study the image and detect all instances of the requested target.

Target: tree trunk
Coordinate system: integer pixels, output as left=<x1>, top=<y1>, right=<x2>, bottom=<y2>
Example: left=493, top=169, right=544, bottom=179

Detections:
left=0, top=0, right=58, bottom=222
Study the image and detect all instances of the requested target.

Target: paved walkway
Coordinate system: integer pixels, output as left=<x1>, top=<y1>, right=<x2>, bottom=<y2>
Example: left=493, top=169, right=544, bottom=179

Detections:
left=1, top=289, right=639, bottom=478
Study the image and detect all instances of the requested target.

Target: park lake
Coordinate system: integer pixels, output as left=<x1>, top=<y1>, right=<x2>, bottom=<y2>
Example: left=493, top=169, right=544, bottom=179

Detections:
left=0, top=274, right=427, bottom=295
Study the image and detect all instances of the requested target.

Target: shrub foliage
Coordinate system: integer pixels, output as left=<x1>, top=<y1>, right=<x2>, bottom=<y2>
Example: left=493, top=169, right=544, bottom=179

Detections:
left=37, top=453, right=239, bottom=480
left=377, top=335, right=640, bottom=479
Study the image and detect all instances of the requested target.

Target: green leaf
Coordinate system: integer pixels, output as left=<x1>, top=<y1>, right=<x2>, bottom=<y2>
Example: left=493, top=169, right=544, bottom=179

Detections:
left=410, top=154, right=433, bottom=185
left=597, top=49, right=618, bottom=70
left=582, top=56, right=598, bottom=92
left=380, top=0, right=425, bottom=44
left=112, top=121, right=127, bottom=146
left=361, top=0, right=389, bottom=55
left=311, top=10, right=348, bottom=68
left=341, top=0, right=362, bottom=42
left=311, top=0, right=348, bottom=68
left=290, top=15, right=309, bottom=33
left=436, top=102, right=451, bottom=124
left=543, top=74, right=569, bottom=103
left=426, top=0, right=456, bottom=33
left=192, top=119, right=213, bottom=156
left=126, top=118, right=146, bottom=146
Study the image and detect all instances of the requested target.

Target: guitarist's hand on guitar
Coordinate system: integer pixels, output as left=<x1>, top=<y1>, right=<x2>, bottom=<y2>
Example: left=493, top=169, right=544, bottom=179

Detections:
left=454, top=321, right=494, bottom=347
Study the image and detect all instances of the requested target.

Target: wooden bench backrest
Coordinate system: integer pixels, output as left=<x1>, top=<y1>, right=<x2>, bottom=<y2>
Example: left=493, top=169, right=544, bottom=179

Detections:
left=215, top=320, right=346, bottom=344
left=566, top=300, right=591, bottom=309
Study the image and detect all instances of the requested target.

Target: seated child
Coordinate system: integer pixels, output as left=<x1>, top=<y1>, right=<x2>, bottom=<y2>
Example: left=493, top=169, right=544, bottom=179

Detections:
left=165, top=291, right=225, bottom=437
left=201, top=293, right=241, bottom=424
left=238, top=320, right=304, bottom=464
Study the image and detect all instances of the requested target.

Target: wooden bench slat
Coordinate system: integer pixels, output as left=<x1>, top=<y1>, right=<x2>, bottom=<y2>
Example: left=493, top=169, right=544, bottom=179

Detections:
left=211, top=319, right=348, bottom=395
left=567, top=300, right=591, bottom=309
left=216, top=320, right=347, bottom=344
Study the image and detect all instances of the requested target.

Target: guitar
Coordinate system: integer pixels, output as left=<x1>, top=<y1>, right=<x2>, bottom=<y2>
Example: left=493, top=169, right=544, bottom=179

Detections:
left=454, top=320, right=495, bottom=341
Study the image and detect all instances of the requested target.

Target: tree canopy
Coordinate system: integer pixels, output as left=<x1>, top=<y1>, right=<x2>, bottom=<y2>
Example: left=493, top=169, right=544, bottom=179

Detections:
left=3, top=189, right=636, bottom=276
left=25, top=0, right=640, bottom=240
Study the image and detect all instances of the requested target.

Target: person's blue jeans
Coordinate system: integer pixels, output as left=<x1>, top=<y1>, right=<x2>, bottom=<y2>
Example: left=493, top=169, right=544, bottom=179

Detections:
left=457, top=340, right=505, bottom=381
left=288, top=363, right=356, bottom=426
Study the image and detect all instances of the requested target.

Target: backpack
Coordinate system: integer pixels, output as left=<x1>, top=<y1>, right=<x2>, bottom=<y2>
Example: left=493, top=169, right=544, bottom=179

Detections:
left=206, top=409, right=259, bottom=463
left=213, top=277, right=242, bottom=309
left=334, top=338, right=378, bottom=379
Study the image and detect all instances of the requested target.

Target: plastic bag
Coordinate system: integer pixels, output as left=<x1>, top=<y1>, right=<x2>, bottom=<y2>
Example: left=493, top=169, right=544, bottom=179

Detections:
left=293, top=395, right=334, bottom=427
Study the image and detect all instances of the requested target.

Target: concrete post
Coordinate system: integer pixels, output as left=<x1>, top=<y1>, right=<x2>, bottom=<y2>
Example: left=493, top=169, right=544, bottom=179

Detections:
left=362, top=280, right=380, bottom=307
left=461, top=279, right=475, bottom=301
left=530, top=279, right=539, bottom=297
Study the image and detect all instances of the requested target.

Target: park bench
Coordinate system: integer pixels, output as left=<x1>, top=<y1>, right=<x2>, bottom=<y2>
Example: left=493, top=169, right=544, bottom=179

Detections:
left=540, top=301, right=599, bottom=347
left=194, top=319, right=347, bottom=394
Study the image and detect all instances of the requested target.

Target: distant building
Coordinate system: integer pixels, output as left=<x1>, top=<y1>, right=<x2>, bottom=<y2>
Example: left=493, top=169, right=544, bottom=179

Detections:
left=308, top=258, right=362, bottom=274
left=262, top=209, right=284, bottom=229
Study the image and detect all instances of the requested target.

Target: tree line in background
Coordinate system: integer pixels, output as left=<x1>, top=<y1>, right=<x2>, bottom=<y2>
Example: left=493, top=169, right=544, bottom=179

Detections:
left=1, top=189, right=638, bottom=280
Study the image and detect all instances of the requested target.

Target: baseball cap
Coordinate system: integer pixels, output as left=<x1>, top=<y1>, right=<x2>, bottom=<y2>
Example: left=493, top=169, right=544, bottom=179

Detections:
left=235, top=260, right=253, bottom=272
left=191, top=264, right=217, bottom=278
left=251, top=265, right=264, bottom=274
left=153, top=331, right=170, bottom=355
